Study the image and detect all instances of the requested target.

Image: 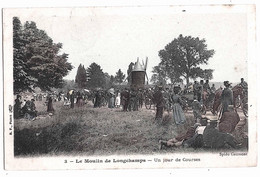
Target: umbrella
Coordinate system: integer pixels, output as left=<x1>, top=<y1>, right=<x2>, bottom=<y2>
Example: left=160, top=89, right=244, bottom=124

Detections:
left=84, top=89, right=90, bottom=93
left=69, top=90, right=74, bottom=95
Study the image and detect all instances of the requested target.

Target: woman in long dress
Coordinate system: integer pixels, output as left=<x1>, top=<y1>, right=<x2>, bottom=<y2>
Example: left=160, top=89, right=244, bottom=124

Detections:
left=108, top=92, right=115, bottom=108
left=76, top=92, right=84, bottom=107
left=171, top=90, right=186, bottom=125
left=47, top=96, right=55, bottom=113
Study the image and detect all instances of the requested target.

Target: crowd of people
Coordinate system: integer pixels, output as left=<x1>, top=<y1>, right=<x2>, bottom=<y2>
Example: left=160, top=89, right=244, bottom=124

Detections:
left=13, top=78, right=248, bottom=150
left=158, top=78, right=248, bottom=150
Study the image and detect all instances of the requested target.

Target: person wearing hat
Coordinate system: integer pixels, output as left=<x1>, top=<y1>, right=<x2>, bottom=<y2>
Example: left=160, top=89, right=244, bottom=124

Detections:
left=203, top=118, right=240, bottom=149
left=14, top=95, right=22, bottom=119
left=221, top=81, right=233, bottom=113
left=239, top=78, right=248, bottom=90
left=203, top=80, right=210, bottom=92
left=120, top=88, right=130, bottom=111
left=153, top=85, right=165, bottom=120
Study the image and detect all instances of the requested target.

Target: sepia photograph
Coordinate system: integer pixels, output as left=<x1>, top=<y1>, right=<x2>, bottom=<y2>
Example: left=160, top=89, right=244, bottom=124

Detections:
left=2, top=4, right=257, bottom=170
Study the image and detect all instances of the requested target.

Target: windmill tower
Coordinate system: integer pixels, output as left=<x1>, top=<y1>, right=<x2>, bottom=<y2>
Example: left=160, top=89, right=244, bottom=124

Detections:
left=130, top=57, right=148, bottom=89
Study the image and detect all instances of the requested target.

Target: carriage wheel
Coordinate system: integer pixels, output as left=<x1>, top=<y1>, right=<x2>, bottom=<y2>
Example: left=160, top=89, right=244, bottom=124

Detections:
left=243, top=103, right=248, bottom=117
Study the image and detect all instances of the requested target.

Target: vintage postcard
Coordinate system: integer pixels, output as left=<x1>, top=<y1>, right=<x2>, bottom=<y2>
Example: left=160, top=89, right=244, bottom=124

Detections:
left=3, top=5, right=257, bottom=170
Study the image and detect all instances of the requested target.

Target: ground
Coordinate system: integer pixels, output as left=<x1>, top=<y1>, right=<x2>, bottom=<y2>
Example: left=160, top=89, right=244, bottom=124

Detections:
left=14, top=99, right=248, bottom=156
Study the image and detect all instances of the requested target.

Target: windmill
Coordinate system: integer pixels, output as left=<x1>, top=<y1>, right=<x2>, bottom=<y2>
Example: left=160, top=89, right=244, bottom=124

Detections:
left=125, top=57, right=149, bottom=89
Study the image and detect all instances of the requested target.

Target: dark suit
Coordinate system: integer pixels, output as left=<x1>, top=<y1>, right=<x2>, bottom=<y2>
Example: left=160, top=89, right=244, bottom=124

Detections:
left=153, top=90, right=164, bottom=119
left=221, top=87, right=233, bottom=112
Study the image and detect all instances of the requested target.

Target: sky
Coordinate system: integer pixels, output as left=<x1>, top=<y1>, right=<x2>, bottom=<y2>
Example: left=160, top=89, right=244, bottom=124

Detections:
left=12, top=6, right=249, bottom=83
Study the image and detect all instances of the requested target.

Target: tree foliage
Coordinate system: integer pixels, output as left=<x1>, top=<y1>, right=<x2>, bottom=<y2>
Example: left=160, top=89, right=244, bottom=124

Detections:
left=86, top=62, right=106, bottom=89
left=75, top=64, right=87, bottom=88
left=201, top=69, right=214, bottom=80
left=115, top=69, right=125, bottom=84
left=13, top=17, right=36, bottom=93
left=150, top=64, right=167, bottom=85
left=150, top=63, right=183, bottom=85
left=127, top=62, right=134, bottom=83
left=158, top=34, right=215, bottom=85
left=13, top=17, right=73, bottom=93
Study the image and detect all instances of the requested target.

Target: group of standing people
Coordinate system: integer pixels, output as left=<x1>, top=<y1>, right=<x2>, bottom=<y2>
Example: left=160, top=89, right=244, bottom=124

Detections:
left=153, top=85, right=186, bottom=125
left=193, top=79, right=216, bottom=103
left=120, top=88, right=146, bottom=111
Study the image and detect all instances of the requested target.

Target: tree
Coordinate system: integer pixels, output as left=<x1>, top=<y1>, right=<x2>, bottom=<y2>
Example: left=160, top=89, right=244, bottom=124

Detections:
left=151, top=62, right=183, bottom=85
left=127, top=62, right=134, bottom=83
left=13, top=17, right=73, bottom=92
left=75, top=64, right=87, bottom=88
left=115, top=69, right=125, bottom=84
left=159, top=34, right=215, bottom=85
left=86, top=62, right=106, bottom=89
left=13, top=17, right=36, bottom=93
left=109, top=75, right=116, bottom=86
left=201, top=69, right=214, bottom=80
left=150, top=64, right=167, bottom=85
left=103, top=72, right=114, bottom=89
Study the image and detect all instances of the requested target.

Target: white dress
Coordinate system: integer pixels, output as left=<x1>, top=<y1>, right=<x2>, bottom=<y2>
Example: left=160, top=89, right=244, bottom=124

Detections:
left=115, top=93, right=121, bottom=107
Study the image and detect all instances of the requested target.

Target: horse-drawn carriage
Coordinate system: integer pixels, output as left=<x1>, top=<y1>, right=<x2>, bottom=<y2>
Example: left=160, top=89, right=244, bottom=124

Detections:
left=180, top=90, right=215, bottom=114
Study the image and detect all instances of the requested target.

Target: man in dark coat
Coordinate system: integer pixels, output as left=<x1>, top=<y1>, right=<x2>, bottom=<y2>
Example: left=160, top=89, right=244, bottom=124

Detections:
left=47, top=96, right=55, bottom=113
left=182, top=118, right=208, bottom=149
left=219, top=105, right=240, bottom=134
left=153, top=86, right=165, bottom=120
left=221, top=81, right=233, bottom=113
left=203, top=80, right=210, bottom=92
left=138, top=89, right=144, bottom=108
left=239, top=78, right=248, bottom=90
left=197, top=80, right=204, bottom=103
left=120, top=88, right=130, bottom=111
left=94, top=90, right=102, bottom=108
left=14, top=95, right=22, bottom=119
left=193, top=81, right=199, bottom=99
left=203, top=120, right=240, bottom=149
left=70, top=91, right=75, bottom=109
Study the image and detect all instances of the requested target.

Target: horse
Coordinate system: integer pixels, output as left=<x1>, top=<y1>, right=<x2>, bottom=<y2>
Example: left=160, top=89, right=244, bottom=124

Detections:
left=212, top=85, right=245, bottom=115
left=200, top=89, right=216, bottom=115
left=232, top=84, right=245, bottom=108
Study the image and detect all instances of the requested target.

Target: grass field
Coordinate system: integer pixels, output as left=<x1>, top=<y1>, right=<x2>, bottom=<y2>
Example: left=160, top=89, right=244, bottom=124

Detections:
left=14, top=99, right=248, bottom=156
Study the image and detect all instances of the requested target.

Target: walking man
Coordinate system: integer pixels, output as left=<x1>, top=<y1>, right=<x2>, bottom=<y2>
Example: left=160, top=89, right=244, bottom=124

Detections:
left=221, top=81, right=233, bottom=113
left=153, top=86, right=165, bottom=120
